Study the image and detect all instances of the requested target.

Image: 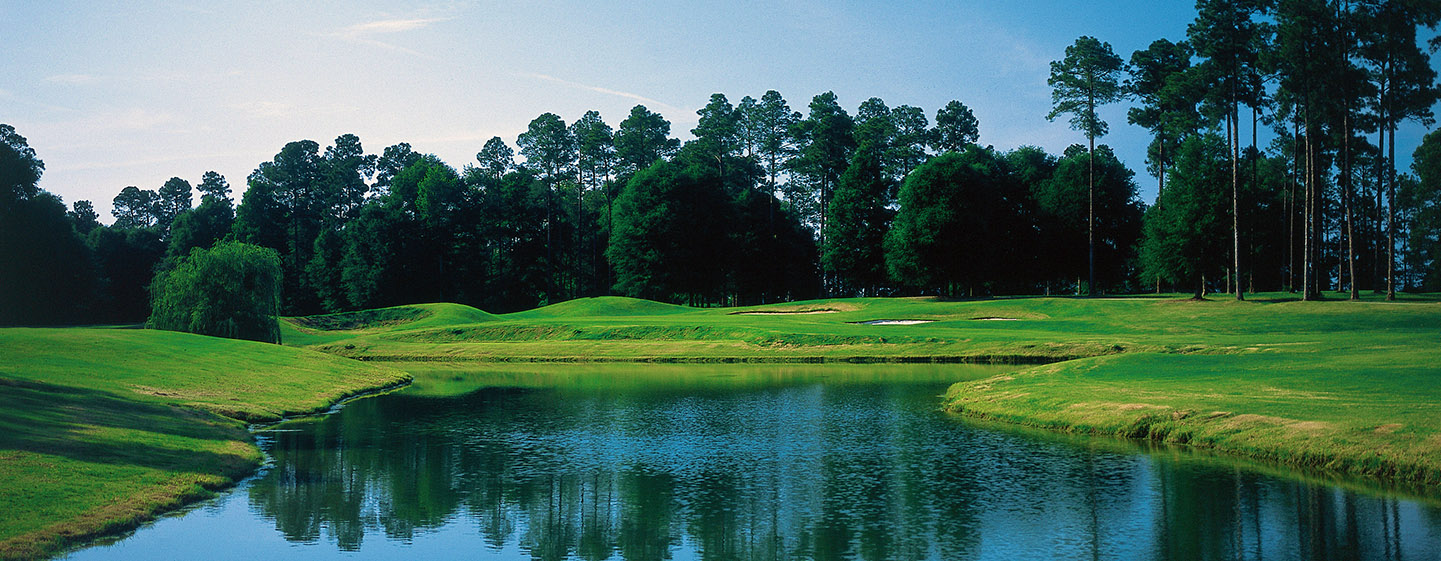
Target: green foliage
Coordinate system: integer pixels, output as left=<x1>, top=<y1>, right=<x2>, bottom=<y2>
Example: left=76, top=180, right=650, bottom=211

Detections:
left=517, top=112, right=575, bottom=181
left=234, top=139, right=324, bottom=313
left=0, top=192, right=95, bottom=325
left=885, top=148, right=1010, bottom=294
left=0, top=124, right=43, bottom=204
left=475, top=136, right=515, bottom=180
left=608, top=160, right=732, bottom=303
left=614, top=105, right=680, bottom=177
left=1406, top=130, right=1441, bottom=289
left=196, top=170, right=230, bottom=201
left=1034, top=144, right=1144, bottom=288
left=1047, top=36, right=1126, bottom=141
left=88, top=225, right=165, bottom=323
left=148, top=241, right=283, bottom=343
left=790, top=91, right=856, bottom=234
left=1127, top=38, right=1199, bottom=183
left=153, top=176, right=193, bottom=235
left=1140, top=134, right=1230, bottom=294
left=691, top=93, right=742, bottom=174
left=824, top=141, right=894, bottom=294
left=571, top=111, right=615, bottom=190
left=320, top=133, right=375, bottom=223
left=67, top=199, right=101, bottom=234
left=0, top=125, right=95, bottom=325
left=746, top=91, right=801, bottom=191
left=374, top=142, right=422, bottom=195
left=932, top=100, right=980, bottom=153
left=111, top=185, right=159, bottom=229
left=167, top=195, right=235, bottom=259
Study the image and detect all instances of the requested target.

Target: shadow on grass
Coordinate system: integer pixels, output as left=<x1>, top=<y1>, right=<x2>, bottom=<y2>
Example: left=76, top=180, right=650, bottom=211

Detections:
left=0, top=378, right=254, bottom=473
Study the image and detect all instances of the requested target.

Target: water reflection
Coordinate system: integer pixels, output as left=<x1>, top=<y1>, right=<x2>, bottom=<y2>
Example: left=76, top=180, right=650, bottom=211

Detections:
left=235, top=365, right=1441, bottom=560
left=66, top=364, right=1441, bottom=560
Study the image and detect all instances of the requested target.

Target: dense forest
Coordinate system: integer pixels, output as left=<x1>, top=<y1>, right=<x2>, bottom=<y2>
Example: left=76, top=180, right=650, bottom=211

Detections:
left=3, top=0, right=1441, bottom=325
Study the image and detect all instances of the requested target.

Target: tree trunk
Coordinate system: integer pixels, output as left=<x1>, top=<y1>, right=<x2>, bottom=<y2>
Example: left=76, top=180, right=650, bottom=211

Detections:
left=1344, top=110, right=1358, bottom=300
left=1231, top=104, right=1243, bottom=301
left=1302, top=107, right=1315, bottom=301
left=1296, top=118, right=1308, bottom=292
left=1373, top=115, right=1384, bottom=293
left=1087, top=132, right=1096, bottom=297
left=1387, top=120, right=1397, bottom=300
left=1087, top=71, right=1096, bottom=297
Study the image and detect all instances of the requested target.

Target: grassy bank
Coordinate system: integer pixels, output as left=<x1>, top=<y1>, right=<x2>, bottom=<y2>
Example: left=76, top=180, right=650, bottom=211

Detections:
left=283, top=293, right=1441, bottom=488
left=945, top=348, right=1441, bottom=487
left=0, top=328, right=410, bottom=560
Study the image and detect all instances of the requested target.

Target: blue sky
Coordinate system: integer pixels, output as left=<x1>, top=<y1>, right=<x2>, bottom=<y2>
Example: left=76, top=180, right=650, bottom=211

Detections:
left=1, top=1, right=1435, bottom=220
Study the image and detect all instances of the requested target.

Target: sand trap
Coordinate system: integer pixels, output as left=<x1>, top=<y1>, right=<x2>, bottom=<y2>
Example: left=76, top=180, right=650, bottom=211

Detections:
left=733, top=310, right=838, bottom=315
left=973, top=317, right=1020, bottom=321
left=850, top=319, right=934, bottom=325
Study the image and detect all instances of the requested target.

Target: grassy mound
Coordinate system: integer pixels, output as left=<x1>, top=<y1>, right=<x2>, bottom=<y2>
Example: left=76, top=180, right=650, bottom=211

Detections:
left=288, top=305, right=433, bottom=331
left=506, top=296, right=698, bottom=319
left=0, top=328, right=410, bottom=560
left=281, top=303, right=497, bottom=347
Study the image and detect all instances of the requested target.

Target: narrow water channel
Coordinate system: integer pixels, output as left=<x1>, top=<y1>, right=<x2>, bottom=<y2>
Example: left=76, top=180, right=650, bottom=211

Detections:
left=64, top=364, right=1441, bottom=560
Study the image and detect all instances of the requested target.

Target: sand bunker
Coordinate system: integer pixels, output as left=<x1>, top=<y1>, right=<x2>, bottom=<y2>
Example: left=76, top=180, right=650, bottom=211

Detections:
left=850, top=319, right=934, bottom=325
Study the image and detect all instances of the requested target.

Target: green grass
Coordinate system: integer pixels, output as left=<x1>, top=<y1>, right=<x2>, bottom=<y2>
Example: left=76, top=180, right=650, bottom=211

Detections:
left=7, top=291, right=1439, bottom=557
left=281, top=291, right=1441, bottom=489
left=0, top=328, right=410, bottom=560
left=279, top=302, right=497, bottom=347
left=284, top=292, right=1441, bottom=364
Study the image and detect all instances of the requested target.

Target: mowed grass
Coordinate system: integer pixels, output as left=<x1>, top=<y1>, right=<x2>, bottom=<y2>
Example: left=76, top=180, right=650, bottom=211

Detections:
left=0, top=328, right=410, bottom=560
left=282, top=293, right=1441, bottom=364
left=283, top=292, right=1441, bottom=487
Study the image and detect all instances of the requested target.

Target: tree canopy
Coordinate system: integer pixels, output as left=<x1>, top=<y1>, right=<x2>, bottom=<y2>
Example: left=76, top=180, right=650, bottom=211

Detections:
left=148, top=241, right=282, bottom=343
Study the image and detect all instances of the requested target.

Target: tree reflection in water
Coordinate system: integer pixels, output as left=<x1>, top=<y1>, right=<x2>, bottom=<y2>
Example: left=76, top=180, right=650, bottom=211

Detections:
left=244, top=367, right=1441, bottom=561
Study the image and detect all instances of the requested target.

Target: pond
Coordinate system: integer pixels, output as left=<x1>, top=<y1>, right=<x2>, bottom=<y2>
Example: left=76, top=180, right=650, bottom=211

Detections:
left=64, top=364, right=1441, bottom=560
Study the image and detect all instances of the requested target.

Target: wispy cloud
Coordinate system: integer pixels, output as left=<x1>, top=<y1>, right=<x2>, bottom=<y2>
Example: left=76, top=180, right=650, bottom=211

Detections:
left=227, top=101, right=295, bottom=120
left=340, top=18, right=447, bottom=36
left=0, top=88, right=75, bottom=113
left=329, top=17, right=449, bottom=57
left=108, top=108, right=179, bottom=131
left=165, top=3, right=215, bottom=15
left=45, top=73, right=99, bottom=85
left=63, top=150, right=254, bottom=172
left=519, top=73, right=687, bottom=117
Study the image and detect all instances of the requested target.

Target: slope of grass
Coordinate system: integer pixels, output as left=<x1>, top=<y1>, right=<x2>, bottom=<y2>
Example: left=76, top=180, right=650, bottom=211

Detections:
left=280, top=302, right=496, bottom=347
left=0, top=328, right=410, bottom=560
left=506, top=296, right=699, bottom=319
left=291, top=293, right=1441, bottom=364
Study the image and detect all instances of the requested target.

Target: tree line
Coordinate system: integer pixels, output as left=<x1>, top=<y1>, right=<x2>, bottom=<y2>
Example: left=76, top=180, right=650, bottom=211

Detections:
left=3, top=0, right=1441, bottom=327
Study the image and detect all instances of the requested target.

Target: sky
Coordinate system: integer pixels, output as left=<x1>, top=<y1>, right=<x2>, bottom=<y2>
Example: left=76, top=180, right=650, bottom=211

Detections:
left=2, top=1, right=1438, bottom=222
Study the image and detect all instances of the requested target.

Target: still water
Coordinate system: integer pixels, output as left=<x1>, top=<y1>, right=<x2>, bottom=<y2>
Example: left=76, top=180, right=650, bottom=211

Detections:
left=66, top=364, right=1441, bottom=560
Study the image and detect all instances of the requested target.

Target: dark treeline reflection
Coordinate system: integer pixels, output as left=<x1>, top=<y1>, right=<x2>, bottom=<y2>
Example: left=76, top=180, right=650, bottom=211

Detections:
left=247, top=374, right=1441, bottom=560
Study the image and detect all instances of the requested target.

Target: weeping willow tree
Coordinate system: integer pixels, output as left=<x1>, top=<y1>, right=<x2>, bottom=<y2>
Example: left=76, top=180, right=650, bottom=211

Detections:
left=148, top=241, right=283, bottom=343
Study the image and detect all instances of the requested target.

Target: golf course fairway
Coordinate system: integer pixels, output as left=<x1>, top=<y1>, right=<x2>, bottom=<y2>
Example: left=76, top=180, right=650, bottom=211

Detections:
left=3, top=293, right=1438, bottom=558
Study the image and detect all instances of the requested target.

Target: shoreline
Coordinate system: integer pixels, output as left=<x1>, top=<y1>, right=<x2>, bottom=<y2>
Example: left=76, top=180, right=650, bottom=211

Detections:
left=8, top=378, right=416, bottom=561
left=0, top=328, right=412, bottom=561
left=944, top=354, right=1441, bottom=492
left=949, top=403, right=1441, bottom=494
